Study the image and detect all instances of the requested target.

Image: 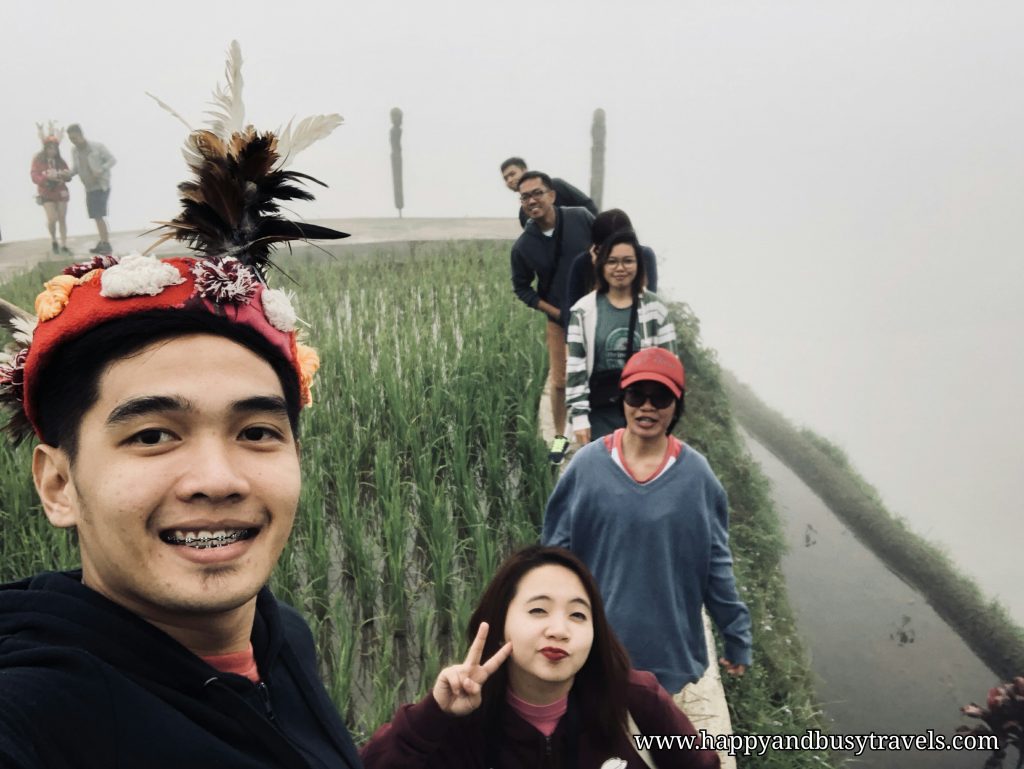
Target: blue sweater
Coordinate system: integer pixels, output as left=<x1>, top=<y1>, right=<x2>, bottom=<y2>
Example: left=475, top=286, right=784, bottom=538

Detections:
left=542, top=440, right=752, bottom=692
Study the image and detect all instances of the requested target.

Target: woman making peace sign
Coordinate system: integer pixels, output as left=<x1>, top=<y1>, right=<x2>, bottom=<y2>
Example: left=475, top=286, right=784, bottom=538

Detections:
left=361, top=546, right=718, bottom=769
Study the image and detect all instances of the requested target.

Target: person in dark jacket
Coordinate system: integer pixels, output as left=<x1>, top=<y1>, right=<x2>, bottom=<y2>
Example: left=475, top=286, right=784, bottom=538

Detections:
left=0, top=50, right=359, bottom=769
left=361, top=545, right=718, bottom=769
left=0, top=574, right=360, bottom=768
left=510, top=170, right=595, bottom=463
left=500, top=156, right=598, bottom=228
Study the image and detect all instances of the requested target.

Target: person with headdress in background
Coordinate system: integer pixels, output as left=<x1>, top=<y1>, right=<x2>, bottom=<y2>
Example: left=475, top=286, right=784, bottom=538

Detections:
left=0, top=42, right=360, bottom=768
left=30, top=122, right=72, bottom=256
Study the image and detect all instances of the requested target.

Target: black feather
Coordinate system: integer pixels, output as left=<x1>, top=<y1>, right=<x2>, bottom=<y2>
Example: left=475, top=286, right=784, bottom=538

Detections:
left=156, top=129, right=346, bottom=277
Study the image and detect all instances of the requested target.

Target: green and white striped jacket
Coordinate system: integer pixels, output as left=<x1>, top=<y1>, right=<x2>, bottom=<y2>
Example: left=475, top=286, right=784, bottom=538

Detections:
left=565, top=289, right=677, bottom=432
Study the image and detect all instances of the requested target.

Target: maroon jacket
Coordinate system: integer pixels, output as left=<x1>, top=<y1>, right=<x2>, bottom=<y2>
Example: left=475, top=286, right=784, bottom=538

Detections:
left=361, top=669, right=719, bottom=769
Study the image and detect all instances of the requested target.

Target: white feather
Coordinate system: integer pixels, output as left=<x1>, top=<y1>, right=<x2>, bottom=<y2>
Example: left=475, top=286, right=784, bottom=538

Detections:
left=0, top=298, right=34, bottom=337
left=9, top=315, right=37, bottom=347
left=274, top=114, right=344, bottom=168
left=204, top=40, right=245, bottom=140
left=146, top=91, right=195, bottom=133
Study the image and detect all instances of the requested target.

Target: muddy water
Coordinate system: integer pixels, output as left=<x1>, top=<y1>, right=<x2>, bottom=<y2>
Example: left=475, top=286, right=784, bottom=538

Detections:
left=743, top=436, right=999, bottom=769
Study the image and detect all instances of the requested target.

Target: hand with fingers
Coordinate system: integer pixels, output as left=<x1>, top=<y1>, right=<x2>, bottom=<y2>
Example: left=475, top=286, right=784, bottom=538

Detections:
left=432, top=621, right=512, bottom=716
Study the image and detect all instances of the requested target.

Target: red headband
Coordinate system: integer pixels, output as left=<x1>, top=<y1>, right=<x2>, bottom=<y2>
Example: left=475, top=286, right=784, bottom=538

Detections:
left=4, top=253, right=318, bottom=439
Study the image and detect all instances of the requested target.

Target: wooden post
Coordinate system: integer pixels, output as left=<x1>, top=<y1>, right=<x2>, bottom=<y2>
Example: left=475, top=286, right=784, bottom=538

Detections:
left=589, top=108, right=606, bottom=210
left=390, top=108, right=404, bottom=218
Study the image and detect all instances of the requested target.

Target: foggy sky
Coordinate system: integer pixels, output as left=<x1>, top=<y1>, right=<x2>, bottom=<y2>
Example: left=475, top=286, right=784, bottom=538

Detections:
left=2, top=1, right=1022, bottom=619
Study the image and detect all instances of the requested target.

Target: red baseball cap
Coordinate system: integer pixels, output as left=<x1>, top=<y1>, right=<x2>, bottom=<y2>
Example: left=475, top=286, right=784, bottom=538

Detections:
left=619, top=348, right=685, bottom=398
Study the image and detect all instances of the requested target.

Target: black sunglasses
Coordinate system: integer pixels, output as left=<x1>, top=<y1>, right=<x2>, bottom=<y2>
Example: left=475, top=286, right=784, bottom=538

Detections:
left=623, top=384, right=676, bottom=409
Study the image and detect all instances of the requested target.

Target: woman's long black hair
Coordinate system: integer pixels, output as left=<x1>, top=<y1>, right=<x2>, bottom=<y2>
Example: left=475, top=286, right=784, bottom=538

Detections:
left=467, top=545, right=632, bottom=754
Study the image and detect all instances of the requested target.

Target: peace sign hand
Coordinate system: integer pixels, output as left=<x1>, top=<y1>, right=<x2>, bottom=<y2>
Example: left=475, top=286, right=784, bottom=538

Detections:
left=432, top=621, right=513, bottom=716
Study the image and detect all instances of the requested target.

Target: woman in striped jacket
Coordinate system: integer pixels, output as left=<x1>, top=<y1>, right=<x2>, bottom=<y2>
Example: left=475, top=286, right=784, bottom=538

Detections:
left=565, top=229, right=677, bottom=445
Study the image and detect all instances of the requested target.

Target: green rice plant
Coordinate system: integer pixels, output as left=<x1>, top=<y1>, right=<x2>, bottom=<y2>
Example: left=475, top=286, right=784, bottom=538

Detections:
left=362, top=625, right=403, bottom=739
left=412, top=600, right=443, bottom=694
left=375, top=442, right=412, bottom=630
left=1, top=240, right=840, bottom=766
left=420, top=490, right=459, bottom=636
left=324, top=589, right=358, bottom=723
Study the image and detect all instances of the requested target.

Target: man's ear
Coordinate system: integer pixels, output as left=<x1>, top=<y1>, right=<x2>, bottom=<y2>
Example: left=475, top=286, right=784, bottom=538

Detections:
left=33, top=444, right=78, bottom=528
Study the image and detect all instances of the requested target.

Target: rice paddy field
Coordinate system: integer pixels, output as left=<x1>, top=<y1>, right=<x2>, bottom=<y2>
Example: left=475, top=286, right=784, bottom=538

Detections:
left=0, top=241, right=836, bottom=766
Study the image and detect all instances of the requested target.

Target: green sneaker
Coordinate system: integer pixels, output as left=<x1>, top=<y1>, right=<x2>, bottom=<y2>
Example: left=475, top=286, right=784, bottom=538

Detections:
left=548, top=435, right=571, bottom=465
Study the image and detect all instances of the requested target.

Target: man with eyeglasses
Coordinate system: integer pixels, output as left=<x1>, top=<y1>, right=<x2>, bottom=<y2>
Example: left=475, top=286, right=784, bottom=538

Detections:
left=542, top=347, right=752, bottom=698
left=499, top=157, right=597, bottom=228
left=509, top=171, right=595, bottom=464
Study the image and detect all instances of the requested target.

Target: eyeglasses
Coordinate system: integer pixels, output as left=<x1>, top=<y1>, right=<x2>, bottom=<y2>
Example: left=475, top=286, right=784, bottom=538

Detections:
left=519, top=188, right=551, bottom=202
left=623, top=384, right=676, bottom=409
left=606, top=257, right=637, bottom=269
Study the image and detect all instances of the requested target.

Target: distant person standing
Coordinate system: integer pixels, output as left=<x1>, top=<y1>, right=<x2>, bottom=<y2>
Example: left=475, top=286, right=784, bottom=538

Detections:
left=67, top=124, right=116, bottom=255
left=510, top=171, right=594, bottom=464
left=500, top=157, right=597, bottom=228
left=30, top=125, right=72, bottom=256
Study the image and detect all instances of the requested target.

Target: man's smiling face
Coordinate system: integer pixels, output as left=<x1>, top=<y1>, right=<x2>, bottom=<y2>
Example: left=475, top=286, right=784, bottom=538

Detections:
left=34, top=333, right=301, bottom=628
left=518, top=178, right=555, bottom=224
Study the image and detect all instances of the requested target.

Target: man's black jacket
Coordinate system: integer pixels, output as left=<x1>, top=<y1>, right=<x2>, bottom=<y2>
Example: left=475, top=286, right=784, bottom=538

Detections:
left=0, top=571, right=362, bottom=769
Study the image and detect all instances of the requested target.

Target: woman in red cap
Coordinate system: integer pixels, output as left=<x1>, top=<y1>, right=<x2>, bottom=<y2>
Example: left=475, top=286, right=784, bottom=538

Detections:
left=543, top=347, right=752, bottom=702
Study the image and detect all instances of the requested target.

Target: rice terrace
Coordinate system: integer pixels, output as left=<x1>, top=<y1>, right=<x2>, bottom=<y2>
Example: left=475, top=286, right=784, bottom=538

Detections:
left=1, top=229, right=1021, bottom=767
left=0, top=232, right=830, bottom=763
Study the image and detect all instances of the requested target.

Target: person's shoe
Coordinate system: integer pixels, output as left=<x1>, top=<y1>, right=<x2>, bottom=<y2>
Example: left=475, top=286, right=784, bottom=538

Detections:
left=59, top=246, right=72, bottom=256
left=51, top=240, right=59, bottom=254
left=89, top=241, right=112, bottom=255
left=548, top=435, right=571, bottom=465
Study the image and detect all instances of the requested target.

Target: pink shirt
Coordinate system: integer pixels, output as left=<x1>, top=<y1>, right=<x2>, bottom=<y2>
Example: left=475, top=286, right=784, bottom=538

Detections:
left=604, top=428, right=683, bottom=483
left=506, top=690, right=568, bottom=737
left=201, top=642, right=260, bottom=683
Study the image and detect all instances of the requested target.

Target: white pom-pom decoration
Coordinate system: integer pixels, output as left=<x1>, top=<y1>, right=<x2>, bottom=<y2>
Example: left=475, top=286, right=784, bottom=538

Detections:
left=100, top=254, right=185, bottom=298
left=262, top=289, right=298, bottom=332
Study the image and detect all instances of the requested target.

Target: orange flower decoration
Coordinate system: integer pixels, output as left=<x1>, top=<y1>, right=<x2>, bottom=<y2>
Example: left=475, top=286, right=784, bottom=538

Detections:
left=34, top=275, right=78, bottom=321
left=295, top=343, right=320, bottom=406
left=78, top=269, right=104, bottom=285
